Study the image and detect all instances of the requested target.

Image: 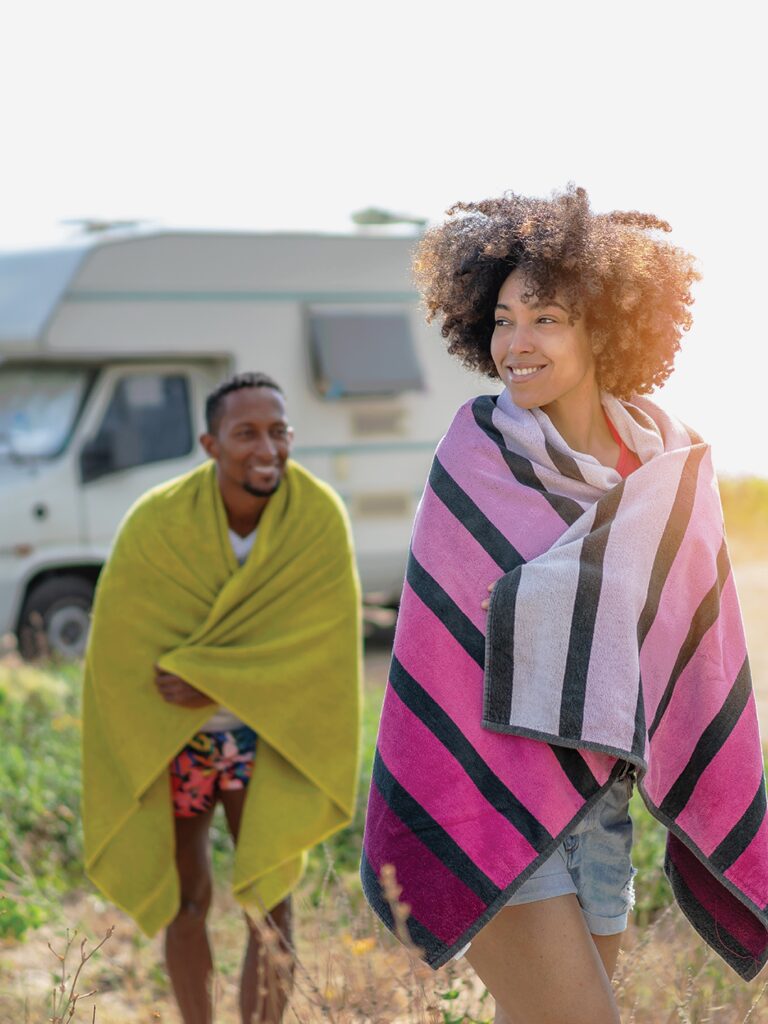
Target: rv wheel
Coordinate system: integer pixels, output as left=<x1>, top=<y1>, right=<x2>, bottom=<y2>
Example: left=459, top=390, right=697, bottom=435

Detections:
left=18, top=576, right=95, bottom=661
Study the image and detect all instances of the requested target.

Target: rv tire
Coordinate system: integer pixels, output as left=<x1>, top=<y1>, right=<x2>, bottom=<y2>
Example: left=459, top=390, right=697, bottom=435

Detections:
left=18, top=575, right=95, bottom=662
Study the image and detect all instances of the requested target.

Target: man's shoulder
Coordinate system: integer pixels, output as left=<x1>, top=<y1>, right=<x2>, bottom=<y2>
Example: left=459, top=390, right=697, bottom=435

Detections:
left=286, top=460, right=350, bottom=525
left=117, top=462, right=213, bottom=536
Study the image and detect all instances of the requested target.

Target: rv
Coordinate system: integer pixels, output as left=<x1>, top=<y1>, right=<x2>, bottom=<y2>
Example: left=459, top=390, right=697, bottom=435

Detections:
left=0, top=229, right=491, bottom=659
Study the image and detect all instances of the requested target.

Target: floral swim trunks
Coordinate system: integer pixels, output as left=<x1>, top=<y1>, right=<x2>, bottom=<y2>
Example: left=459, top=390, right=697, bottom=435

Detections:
left=170, top=725, right=258, bottom=818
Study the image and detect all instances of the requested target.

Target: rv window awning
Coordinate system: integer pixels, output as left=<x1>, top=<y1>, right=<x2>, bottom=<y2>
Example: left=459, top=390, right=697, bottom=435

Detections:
left=309, top=309, right=425, bottom=398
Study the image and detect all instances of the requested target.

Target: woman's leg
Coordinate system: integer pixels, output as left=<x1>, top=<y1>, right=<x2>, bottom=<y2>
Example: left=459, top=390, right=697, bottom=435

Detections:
left=491, top=930, right=624, bottom=1024
left=591, top=932, right=623, bottom=980
left=219, top=788, right=294, bottom=1023
left=165, top=807, right=216, bottom=1024
left=465, top=895, right=621, bottom=1024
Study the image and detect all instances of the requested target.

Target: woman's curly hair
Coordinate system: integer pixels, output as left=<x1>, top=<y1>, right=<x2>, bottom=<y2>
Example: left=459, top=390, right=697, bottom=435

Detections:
left=413, top=184, right=700, bottom=398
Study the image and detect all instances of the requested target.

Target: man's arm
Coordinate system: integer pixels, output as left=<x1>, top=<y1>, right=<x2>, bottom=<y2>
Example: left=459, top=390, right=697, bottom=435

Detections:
left=153, top=666, right=215, bottom=709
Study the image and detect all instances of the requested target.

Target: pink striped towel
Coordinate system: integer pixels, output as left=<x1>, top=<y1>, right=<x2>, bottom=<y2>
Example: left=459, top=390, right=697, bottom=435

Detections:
left=362, top=390, right=768, bottom=979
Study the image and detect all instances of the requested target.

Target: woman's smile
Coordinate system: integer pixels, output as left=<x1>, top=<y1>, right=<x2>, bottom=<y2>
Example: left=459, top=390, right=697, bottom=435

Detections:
left=505, top=363, right=549, bottom=384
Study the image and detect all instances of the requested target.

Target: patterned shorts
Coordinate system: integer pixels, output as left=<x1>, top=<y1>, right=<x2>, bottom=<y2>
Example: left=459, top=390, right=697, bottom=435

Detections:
left=170, top=725, right=258, bottom=818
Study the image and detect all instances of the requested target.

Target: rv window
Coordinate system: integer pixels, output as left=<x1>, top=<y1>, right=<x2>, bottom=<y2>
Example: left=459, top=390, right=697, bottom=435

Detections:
left=82, top=373, right=192, bottom=482
left=308, top=311, right=425, bottom=397
left=0, top=365, right=93, bottom=460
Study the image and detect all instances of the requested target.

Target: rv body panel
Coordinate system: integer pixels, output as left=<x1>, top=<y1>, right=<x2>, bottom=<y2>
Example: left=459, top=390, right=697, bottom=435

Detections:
left=0, top=230, right=496, bottom=656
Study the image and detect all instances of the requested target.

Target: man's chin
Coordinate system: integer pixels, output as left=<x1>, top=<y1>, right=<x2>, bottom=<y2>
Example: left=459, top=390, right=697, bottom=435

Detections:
left=242, top=479, right=281, bottom=498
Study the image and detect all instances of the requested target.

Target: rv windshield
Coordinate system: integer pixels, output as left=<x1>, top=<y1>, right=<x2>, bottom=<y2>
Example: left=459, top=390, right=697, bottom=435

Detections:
left=0, top=366, right=93, bottom=460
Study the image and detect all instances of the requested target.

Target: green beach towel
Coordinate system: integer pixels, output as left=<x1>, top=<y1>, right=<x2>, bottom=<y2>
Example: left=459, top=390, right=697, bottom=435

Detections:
left=82, top=459, right=361, bottom=936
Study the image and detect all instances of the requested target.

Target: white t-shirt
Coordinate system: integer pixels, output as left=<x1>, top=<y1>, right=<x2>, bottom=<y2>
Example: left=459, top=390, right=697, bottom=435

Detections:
left=200, top=527, right=257, bottom=732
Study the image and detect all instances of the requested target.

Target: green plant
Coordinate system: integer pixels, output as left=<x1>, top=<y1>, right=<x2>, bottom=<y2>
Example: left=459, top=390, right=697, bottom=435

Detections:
left=303, top=684, right=385, bottom=898
left=629, top=787, right=673, bottom=925
left=0, top=659, right=85, bottom=938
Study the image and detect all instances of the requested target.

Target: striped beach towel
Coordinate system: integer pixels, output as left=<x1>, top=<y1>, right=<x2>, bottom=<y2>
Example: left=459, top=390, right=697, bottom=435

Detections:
left=362, top=389, right=768, bottom=979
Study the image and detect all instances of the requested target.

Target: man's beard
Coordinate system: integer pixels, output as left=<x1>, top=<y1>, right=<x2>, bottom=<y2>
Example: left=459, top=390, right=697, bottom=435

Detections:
left=242, top=478, right=281, bottom=498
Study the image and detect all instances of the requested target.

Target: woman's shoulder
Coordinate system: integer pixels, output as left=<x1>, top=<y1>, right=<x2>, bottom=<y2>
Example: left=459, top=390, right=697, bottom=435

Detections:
left=608, top=394, right=705, bottom=456
left=437, top=393, right=500, bottom=447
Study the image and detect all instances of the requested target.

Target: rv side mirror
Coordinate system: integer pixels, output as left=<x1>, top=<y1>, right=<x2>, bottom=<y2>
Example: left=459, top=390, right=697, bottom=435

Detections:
left=80, top=432, right=117, bottom=484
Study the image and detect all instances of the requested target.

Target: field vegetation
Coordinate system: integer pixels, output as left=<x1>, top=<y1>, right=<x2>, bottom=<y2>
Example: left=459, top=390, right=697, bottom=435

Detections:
left=720, top=476, right=768, bottom=559
left=0, top=476, right=766, bottom=1022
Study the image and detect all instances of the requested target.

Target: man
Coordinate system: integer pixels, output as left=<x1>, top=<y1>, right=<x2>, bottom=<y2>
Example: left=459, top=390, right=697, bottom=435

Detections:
left=82, top=372, right=361, bottom=1024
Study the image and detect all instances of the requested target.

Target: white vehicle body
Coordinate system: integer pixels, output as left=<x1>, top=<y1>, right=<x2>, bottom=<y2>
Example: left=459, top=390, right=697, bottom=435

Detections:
left=0, top=229, right=493, bottom=657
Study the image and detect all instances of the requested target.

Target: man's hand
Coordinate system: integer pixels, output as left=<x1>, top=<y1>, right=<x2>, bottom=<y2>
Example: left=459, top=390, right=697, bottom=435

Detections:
left=154, top=666, right=215, bottom=708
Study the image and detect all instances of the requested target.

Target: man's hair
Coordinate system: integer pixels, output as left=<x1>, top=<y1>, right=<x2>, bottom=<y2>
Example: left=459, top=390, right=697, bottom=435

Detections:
left=205, top=372, right=284, bottom=433
left=413, top=184, right=700, bottom=399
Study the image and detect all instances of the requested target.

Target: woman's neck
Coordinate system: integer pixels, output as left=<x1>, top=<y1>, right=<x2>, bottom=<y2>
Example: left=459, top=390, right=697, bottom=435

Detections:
left=541, top=384, right=619, bottom=468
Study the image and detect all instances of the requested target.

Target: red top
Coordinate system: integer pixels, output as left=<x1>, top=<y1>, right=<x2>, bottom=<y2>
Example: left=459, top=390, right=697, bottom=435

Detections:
left=605, top=414, right=642, bottom=478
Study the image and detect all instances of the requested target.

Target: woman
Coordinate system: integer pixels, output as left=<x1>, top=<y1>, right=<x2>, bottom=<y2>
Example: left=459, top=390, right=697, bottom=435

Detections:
left=362, top=186, right=768, bottom=1023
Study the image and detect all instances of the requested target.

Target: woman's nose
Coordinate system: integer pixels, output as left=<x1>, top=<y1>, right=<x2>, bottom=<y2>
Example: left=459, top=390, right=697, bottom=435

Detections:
left=507, top=324, right=535, bottom=353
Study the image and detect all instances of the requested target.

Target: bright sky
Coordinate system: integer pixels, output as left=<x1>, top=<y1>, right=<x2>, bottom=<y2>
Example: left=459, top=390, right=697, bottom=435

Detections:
left=2, top=0, right=765, bottom=475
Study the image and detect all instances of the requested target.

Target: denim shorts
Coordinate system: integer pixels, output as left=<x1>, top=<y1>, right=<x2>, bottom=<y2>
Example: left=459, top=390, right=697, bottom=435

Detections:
left=504, top=773, right=636, bottom=935
left=455, top=773, right=635, bottom=959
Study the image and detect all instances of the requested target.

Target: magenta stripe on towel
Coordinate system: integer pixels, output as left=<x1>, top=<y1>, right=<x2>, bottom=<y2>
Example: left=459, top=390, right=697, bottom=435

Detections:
left=676, top=696, right=763, bottom=854
left=669, top=836, right=767, bottom=958
left=579, top=749, right=617, bottom=787
left=395, top=583, right=591, bottom=833
left=645, top=574, right=748, bottom=804
left=436, top=408, right=567, bottom=561
left=411, top=484, right=505, bottom=633
left=727, top=814, right=768, bottom=910
left=378, top=687, right=538, bottom=887
left=365, top=782, right=487, bottom=942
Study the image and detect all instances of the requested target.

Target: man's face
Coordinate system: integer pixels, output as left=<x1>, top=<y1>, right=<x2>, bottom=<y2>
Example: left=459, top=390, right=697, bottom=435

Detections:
left=201, top=387, right=294, bottom=498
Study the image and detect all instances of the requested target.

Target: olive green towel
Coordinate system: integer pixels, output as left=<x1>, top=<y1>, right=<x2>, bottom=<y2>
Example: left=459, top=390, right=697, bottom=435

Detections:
left=82, top=460, right=361, bottom=935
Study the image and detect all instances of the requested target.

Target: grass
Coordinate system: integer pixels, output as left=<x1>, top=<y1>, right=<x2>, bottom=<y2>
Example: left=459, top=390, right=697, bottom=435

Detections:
left=0, top=653, right=386, bottom=945
left=4, top=856, right=768, bottom=1022
left=0, top=653, right=761, bottom=1023
left=721, top=476, right=768, bottom=561
left=0, top=655, right=84, bottom=940
left=1, top=487, right=766, bottom=1020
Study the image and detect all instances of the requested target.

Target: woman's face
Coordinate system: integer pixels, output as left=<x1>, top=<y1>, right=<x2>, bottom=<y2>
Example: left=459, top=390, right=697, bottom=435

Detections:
left=491, top=269, right=597, bottom=412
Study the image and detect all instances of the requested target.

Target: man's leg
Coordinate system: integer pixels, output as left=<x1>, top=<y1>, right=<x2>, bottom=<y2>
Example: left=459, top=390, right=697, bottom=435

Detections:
left=165, top=807, right=216, bottom=1024
left=220, top=788, right=294, bottom=1024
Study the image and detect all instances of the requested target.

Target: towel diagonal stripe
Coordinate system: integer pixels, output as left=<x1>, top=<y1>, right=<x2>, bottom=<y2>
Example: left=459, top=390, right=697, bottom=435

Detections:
left=363, top=392, right=768, bottom=979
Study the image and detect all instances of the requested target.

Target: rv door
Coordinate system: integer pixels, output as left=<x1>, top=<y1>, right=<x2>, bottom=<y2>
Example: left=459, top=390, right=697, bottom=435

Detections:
left=77, top=363, right=222, bottom=549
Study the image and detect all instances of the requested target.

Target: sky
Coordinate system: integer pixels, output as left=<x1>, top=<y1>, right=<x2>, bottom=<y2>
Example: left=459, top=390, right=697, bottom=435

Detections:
left=1, top=0, right=765, bottom=475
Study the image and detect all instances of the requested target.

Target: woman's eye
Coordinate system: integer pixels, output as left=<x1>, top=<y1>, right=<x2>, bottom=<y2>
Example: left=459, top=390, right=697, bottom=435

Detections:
left=538, top=316, right=557, bottom=324
left=494, top=318, right=512, bottom=327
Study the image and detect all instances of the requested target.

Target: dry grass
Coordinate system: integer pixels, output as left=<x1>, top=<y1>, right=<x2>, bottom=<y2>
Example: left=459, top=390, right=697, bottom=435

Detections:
left=4, top=859, right=768, bottom=1023
left=1, top=512, right=767, bottom=1022
left=0, top=871, right=488, bottom=1024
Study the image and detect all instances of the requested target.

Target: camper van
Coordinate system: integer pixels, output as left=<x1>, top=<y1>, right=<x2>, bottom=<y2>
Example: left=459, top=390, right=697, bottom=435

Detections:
left=0, top=229, right=491, bottom=659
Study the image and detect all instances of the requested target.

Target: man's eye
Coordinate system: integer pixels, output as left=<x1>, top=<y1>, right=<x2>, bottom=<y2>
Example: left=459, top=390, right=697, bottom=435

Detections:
left=494, top=318, right=512, bottom=327
left=538, top=316, right=557, bottom=324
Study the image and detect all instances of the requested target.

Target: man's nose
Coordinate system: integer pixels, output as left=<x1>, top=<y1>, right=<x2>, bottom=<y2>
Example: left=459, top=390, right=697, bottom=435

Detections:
left=251, top=433, right=278, bottom=460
